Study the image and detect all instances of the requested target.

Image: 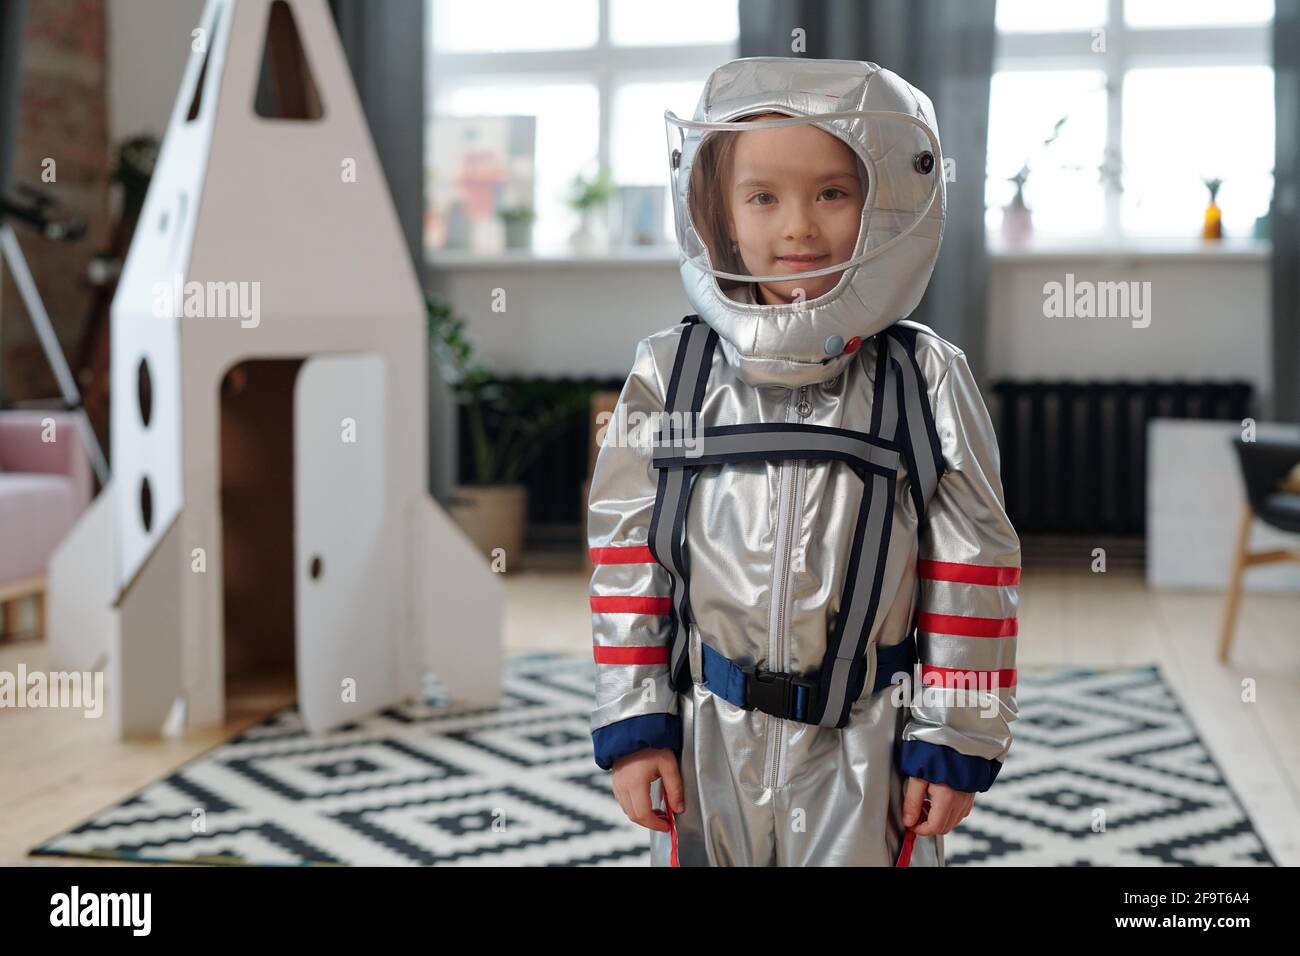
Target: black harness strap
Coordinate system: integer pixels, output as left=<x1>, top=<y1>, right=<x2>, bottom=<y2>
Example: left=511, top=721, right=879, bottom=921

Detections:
left=649, top=320, right=945, bottom=726
left=647, top=316, right=718, bottom=692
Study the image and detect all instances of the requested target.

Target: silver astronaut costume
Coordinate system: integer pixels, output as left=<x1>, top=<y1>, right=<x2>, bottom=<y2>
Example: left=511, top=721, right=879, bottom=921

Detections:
left=588, top=58, right=1021, bottom=866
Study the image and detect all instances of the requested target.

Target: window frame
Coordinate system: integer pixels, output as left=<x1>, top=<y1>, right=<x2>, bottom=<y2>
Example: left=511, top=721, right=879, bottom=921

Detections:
left=992, top=0, right=1272, bottom=242
left=426, top=0, right=737, bottom=257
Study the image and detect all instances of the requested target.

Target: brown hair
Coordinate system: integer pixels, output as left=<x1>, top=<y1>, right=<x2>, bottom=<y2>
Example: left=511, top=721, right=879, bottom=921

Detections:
left=686, top=111, right=790, bottom=283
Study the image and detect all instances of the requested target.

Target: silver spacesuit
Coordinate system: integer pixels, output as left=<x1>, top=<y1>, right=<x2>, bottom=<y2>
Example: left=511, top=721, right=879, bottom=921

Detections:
left=588, top=57, right=1021, bottom=866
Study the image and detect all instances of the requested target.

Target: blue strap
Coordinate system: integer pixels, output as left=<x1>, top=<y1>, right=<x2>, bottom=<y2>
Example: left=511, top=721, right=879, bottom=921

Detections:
left=699, top=634, right=917, bottom=721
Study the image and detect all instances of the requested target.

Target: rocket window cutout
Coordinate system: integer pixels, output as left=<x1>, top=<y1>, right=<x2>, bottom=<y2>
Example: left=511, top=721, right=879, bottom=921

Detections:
left=137, top=356, right=153, bottom=429
left=185, top=6, right=222, bottom=123
left=254, top=0, right=324, bottom=120
left=139, top=476, right=153, bottom=533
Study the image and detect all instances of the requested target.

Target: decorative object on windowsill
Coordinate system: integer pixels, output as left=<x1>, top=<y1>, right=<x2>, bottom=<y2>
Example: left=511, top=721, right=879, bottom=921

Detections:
left=568, top=167, right=614, bottom=253
left=616, top=185, right=667, bottom=246
left=998, top=115, right=1068, bottom=246
left=1201, top=176, right=1224, bottom=240
left=499, top=205, right=535, bottom=250
left=426, top=295, right=593, bottom=567
left=1253, top=173, right=1273, bottom=240
left=1000, top=166, right=1033, bottom=244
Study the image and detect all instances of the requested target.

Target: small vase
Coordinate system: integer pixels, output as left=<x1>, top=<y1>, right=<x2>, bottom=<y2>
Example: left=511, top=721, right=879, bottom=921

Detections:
left=1201, top=202, right=1222, bottom=240
left=1000, top=203, right=1034, bottom=245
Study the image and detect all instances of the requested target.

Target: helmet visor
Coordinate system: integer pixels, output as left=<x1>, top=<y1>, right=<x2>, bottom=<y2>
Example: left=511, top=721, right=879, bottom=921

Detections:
left=665, top=109, right=940, bottom=292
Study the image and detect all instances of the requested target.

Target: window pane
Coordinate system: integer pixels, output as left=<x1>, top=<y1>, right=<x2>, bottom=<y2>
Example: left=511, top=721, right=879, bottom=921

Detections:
left=431, top=0, right=597, bottom=53
left=1124, top=0, right=1273, bottom=28
left=431, top=82, right=600, bottom=252
left=610, top=0, right=738, bottom=46
left=985, top=70, right=1108, bottom=236
left=995, top=0, right=1105, bottom=32
left=612, top=80, right=706, bottom=246
left=1121, top=66, right=1273, bottom=237
left=612, top=80, right=703, bottom=185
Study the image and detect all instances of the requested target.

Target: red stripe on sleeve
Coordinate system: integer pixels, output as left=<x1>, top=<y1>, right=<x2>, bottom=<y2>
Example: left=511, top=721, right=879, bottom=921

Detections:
left=918, top=560, right=1021, bottom=586
left=920, top=664, right=1018, bottom=688
left=917, top=611, right=1018, bottom=637
left=593, top=645, right=670, bottom=665
left=590, top=545, right=656, bottom=564
left=590, top=595, right=673, bottom=615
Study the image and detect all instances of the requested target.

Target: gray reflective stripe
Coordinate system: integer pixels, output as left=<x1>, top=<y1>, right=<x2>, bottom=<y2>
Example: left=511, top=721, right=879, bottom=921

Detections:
left=875, top=341, right=899, bottom=439
left=817, top=337, right=901, bottom=726
left=886, top=335, right=940, bottom=507
left=653, top=427, right=899, bottom=473
left=819, top=469, right=894, bottom=726
left=654, top=323, right=714, bottom=686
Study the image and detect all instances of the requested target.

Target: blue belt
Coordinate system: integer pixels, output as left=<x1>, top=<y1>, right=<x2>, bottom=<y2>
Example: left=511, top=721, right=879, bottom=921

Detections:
left=698, top=633, right=918, bottom=723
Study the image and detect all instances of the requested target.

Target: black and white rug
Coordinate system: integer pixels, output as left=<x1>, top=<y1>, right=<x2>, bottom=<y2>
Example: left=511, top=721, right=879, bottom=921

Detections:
left=31, top=653, right=1275, bottom=866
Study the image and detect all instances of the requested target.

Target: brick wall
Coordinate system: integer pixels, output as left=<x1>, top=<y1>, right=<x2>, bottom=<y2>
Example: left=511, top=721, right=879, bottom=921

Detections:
left=2, top=0, right=108, bottom=403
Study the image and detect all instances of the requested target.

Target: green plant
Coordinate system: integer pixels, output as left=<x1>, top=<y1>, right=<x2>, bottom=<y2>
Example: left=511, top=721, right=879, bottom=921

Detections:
left=1203, top=176, right=1223, bottom=203
left=426, top=295, right=596, bottom=485
left=1006, top=115, right=1069, bottom=208
left=568, top=168, right=615, bottom=213
left=113, top=134, right=161, bottom=218
left=499, top=205, right=536, bottom=224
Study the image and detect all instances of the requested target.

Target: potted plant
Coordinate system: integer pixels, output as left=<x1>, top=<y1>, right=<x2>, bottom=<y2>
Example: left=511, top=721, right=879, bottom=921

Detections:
left=427, top=296, right=593, bottom=569
left=567, top=167, right=614, bottom=252
left=499, top=204, right=535, bottom=250
left=999, top=115, right=1068, bottom=244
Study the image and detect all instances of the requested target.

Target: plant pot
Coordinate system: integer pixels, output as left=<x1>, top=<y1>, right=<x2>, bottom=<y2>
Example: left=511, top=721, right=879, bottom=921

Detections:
left=504, top=219, right=533, bottom=249
left=449, top=484, right=529, bottom=570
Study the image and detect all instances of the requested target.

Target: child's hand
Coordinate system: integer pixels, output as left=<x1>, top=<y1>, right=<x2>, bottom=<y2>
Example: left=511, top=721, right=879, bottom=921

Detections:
left=903, top=776, right=974, bottom=836
left=611, top=748, right=685, bottom=832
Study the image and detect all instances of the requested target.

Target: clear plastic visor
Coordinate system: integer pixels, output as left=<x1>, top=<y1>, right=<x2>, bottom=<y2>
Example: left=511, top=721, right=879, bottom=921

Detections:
left=665, top=109, right=940, bottom=287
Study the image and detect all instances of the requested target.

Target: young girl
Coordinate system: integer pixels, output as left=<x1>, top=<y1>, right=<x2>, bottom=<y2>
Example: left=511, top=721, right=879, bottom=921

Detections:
left=588, top=56, right=1021, bottom=866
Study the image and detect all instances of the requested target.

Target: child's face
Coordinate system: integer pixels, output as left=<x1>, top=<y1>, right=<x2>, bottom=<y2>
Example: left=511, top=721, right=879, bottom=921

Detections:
left=727, top=122, right=865, bottom=306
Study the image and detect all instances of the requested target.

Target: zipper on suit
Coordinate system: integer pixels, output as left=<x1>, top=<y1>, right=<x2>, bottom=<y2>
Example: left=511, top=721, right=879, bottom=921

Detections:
left=764, top=384, right=810, bottom=790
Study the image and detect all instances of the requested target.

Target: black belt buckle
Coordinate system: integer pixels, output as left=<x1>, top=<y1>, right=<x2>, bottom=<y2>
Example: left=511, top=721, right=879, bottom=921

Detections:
left=742, top=665, right=819, bottom=721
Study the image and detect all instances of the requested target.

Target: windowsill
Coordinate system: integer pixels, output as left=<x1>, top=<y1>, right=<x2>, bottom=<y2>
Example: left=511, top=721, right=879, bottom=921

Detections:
left=987, top=235, right=1272, bottom=262
left=426, top=237, right=1273, bottom=270
left=428, top=245, right=679, bottom=270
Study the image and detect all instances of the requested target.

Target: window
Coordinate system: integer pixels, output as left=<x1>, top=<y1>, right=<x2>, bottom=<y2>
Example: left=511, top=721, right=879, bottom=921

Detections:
left=988, top=0, right=1274, bottom=241
left=426, top=0, right=738, bottom=257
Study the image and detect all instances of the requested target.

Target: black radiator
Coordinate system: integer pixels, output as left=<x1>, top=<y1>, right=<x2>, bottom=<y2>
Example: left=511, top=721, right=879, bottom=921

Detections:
left=992, top=380, right=1254, bottom=536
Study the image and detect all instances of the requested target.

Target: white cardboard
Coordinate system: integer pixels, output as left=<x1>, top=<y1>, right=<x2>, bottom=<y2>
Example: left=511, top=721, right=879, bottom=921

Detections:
left=49, top=0, right=503, bottom=739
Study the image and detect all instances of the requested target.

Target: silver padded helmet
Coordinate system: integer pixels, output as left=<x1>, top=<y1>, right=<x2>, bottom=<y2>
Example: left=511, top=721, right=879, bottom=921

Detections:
left=665, top=56, right=947, bottom=386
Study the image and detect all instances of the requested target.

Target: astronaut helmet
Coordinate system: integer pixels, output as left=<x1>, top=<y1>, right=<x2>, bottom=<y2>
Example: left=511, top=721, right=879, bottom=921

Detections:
left=665, top=57, right=947, bottom=385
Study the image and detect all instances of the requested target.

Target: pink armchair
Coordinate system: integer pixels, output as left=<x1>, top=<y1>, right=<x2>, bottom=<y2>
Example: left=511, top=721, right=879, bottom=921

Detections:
left=0, top=410, right=94, bottom=638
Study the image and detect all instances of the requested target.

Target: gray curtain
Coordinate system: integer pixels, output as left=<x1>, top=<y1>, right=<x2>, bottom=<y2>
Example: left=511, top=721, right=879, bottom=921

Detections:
left=1274, top=0, right=1299, bottom=421
left=329, top=0, right=456, bottom=504
left=739, top=0, right=997, bottom=377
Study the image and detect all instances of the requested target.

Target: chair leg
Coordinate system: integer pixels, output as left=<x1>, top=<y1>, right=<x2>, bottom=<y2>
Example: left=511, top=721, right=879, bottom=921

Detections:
left=1218, top=505, right=1253, bottom=663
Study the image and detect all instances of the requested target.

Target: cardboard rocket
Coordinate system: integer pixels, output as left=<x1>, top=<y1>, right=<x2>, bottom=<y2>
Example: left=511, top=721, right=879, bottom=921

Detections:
left=47, top=0, right=503, bottom=738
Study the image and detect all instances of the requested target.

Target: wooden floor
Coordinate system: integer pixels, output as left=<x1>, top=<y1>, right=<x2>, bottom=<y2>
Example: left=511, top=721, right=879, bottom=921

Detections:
left=2, top=563, right=1297, bottom=866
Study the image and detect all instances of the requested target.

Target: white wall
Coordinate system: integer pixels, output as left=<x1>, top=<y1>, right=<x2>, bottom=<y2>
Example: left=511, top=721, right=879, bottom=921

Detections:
left=107, top=0, right=206, bottom=142
left=986, top=253, right=1273, bottom=409
left=429, top=253, right=1275, bottom=405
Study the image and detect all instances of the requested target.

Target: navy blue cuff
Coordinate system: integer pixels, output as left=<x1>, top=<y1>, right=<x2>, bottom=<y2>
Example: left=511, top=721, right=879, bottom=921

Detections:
left=899, top=739, right=1003, bottom=793
left=591, top=713, right=682, bottom=772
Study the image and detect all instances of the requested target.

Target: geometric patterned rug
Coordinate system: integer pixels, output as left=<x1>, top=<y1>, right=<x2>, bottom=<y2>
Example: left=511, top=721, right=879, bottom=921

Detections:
left=30, top=652, right=1276, bottom=866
